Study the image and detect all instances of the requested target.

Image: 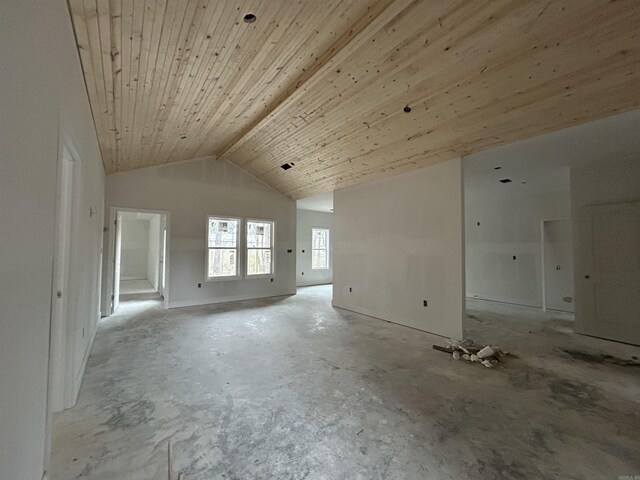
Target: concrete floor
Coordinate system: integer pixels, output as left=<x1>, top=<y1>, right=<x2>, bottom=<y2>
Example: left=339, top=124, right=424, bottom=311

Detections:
left=51, top=286, right=640, bottom=479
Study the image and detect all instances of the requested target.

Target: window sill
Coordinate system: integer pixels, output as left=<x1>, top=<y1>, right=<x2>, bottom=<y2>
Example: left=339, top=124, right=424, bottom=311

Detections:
left=205, top=275, right=241, bottom=283
left=246, top=273, right=274, bottom=279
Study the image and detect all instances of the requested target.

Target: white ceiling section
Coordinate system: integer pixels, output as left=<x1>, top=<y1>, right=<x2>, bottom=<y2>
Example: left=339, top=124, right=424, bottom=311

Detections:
left=296, top=191, right=334, bottom=213
left=70, top=0, right=640, bottom=199
left=464, top=108, right=640, bottom=197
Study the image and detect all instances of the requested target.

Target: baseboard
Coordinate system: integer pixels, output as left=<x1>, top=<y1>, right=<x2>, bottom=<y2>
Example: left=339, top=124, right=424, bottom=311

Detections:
left=296, top=281, right=332, bottom=287
left=466, top=293, right=541, bottom=309
left=169, top=291, right=297, bottom=309
left=332, top=301, right=459, bottom=340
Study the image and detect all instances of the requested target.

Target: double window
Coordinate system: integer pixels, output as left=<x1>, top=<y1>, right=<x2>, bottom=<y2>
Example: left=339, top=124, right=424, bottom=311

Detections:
left=206, top=216, right=274, bottom=280
left=312, top=228, right=330, bottom=269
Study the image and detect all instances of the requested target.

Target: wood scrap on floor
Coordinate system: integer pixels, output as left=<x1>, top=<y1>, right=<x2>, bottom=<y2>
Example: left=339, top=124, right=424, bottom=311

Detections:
left=433, top=339, right=516, bottom=368
left=167, top=441, right=185, bottom=480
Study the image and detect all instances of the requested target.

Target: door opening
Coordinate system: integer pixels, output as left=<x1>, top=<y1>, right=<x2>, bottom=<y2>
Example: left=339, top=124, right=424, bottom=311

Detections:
left=542, top=219, right=574, bottom=313
left=110, top=208, right=169, bottom=313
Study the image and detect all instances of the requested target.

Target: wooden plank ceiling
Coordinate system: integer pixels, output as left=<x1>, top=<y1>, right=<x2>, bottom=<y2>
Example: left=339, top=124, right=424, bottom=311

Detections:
left=70, top=0, right=640, bottom=199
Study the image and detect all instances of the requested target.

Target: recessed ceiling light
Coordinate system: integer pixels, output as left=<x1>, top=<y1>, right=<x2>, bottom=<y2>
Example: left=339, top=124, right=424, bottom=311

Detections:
left=499, top=178, right=512, bottom=183
left=243, top=13, right=256, bottom=23
left=494, top=166, right=502, bottom=170
left=403, top=105, right=412, bottom=113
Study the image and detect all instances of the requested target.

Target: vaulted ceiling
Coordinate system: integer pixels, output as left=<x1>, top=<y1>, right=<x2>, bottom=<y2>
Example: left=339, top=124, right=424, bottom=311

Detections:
left=70, top=0, right=640, bottom=199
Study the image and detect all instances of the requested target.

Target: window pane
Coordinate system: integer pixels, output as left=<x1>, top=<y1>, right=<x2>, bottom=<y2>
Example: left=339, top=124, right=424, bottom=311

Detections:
left=312, top=250, right=327, bottom=269
left=208, top=248, right=237, bottom=277
left=208, top=218, right=238, bottom=248
left=247, top=221, right=272, bottom=248
left=312, top=228, right=329, bottom=269
left=312, top=229, right=327, bottom=249
left=247, top=248, right=272, bottom=275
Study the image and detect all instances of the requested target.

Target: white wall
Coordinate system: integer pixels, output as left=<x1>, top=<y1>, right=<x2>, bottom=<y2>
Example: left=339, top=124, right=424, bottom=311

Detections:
left=120, top=216, right=150, bottom=280
left=297, top=210, right=333, bottom=286
left=465, top=188, right=570, bottom=307
left=103, top=157, right=296, bottom=310
left=0, top=1, right=105, bottom=478
left=571, top=156, right=640, bottom=340
left=333, top=158, right=464, bottom=339
left=148, top=215, right=161, bottom=290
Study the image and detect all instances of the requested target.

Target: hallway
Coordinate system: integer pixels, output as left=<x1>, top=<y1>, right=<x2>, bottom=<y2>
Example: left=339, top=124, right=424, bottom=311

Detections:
left=51, top=287, right=640, bottom=479
left=119, top=279, right=161, bottom=303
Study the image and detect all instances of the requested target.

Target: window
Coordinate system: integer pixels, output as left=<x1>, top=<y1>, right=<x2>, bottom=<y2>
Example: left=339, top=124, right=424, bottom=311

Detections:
left=247, top=220, right=274, bottom=276
left=312, top=228, right=330, bottom=269
left=207, top=216, right=240, bottom=279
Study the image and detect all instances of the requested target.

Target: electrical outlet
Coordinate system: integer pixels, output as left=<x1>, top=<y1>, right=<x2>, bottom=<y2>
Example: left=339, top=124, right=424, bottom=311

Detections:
left=270, top=278, right=274, bottom=283
left=349, top=287, right=352, bottom=293
left=287, top=249, right=292, bottom=253
left=301, top=272, right=304, bottom=275
left=423, top=300, right=428, bottom=307
left=198, top=283, right=202, bottom=288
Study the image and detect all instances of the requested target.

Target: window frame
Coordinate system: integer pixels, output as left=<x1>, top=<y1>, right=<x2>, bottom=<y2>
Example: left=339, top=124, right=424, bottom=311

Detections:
left=246, top=218, right=275, bottom=278
left=311, top=227, right=330, bottom=270
left=205, top=215, right=242, bottom=282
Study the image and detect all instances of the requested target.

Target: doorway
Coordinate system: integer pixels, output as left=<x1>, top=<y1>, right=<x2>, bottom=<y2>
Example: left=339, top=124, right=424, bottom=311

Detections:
left=542, top=219, right=574, bottom=313
left=577, top=202, right=640, bottom=344
left=48, top=143, right=80, bottom=412
left=108, top=208, right=169, bottom=313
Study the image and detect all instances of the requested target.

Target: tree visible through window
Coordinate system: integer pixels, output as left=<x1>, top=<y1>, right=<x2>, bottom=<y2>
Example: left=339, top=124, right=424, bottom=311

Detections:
left=207, top=217, right=240, bottom=278
left=312, top=228, right=329, bottom=269
left=247, top=220, right=274, bottom=275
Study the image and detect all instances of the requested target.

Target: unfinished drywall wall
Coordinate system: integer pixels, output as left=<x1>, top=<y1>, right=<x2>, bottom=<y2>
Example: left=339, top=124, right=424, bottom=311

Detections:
left=571, top=157, right=640, bottom=343
left=297, top=210, right=333, bottom=286
left=103, top=157, right=296, bottom=310
left=465, top=188, right=571, bottom=307
left=120, top=215, right=151, bottom=280
left=0, top=0, right=105, bottom=478
left=148, top=215, right=161, bottom=291
left=332, top=158, right=464, bottom=339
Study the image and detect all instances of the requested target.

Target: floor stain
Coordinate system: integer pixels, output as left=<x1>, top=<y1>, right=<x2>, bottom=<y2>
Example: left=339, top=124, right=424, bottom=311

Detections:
left=548, top=379, right=603, bottom=412
left=105, top=399, right=155, bottom=429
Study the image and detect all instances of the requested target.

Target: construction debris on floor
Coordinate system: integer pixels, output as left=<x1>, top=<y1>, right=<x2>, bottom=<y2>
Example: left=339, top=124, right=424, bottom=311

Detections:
left=433, top=339, right=516, bottom=368
left=561, top=348, right=640, bottom=367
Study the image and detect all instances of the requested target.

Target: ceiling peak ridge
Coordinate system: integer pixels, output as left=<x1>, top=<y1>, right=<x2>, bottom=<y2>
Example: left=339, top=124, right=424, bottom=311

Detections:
left=217, top=0, right=413, bottom=160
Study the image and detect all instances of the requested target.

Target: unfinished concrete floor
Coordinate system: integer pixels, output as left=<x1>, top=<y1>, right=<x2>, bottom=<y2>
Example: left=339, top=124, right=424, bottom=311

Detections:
left=51, top=286, right=640, bottom=479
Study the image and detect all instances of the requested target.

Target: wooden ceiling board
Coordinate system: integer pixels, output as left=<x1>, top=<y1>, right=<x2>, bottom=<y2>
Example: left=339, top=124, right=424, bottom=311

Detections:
left=70, top=0, right=640, bottom=199
left=70, top=0, right=384, bottom=174
left=222, top=0, right=640, bottom=198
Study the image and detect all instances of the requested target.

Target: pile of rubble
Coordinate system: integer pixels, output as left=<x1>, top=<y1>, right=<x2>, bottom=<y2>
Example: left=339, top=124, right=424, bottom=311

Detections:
left=433, top=339, right=515, bottom=368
